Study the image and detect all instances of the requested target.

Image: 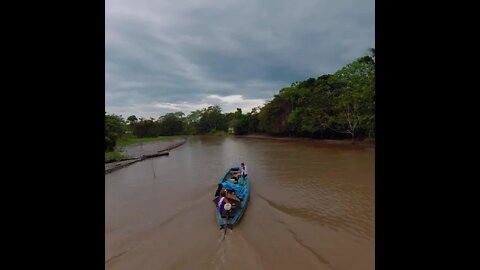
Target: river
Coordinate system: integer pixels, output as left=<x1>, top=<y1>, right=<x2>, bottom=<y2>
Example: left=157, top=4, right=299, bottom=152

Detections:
left=106, top=136, right=375, bottom=270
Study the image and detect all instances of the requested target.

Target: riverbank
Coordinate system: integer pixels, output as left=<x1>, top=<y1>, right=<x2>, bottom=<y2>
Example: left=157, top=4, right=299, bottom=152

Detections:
left=105, top=137, right=187, bottom=174
left=105, top=135, right=186, bottom=162
left=235, top=134, right=375, bottom=147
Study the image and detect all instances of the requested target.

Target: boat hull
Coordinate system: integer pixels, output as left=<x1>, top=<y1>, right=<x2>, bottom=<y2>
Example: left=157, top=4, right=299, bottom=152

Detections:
left=214, top=166, right=250, bottom=228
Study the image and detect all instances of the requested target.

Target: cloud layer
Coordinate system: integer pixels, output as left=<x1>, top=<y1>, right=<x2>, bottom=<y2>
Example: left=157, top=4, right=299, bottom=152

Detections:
left=106, top=0, right=374, bottom=118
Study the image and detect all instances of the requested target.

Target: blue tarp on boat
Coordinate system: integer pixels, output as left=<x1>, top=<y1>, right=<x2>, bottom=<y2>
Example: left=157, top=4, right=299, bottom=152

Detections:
left=221, top=180, right=247, bottom=200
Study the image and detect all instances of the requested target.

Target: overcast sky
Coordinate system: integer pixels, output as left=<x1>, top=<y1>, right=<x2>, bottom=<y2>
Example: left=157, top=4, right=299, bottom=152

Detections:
left=106, top=0, right=374, bottom=119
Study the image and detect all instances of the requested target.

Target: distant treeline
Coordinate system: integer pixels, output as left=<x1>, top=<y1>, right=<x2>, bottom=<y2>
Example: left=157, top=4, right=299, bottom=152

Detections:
left=105, top=49, right=374, bottom=151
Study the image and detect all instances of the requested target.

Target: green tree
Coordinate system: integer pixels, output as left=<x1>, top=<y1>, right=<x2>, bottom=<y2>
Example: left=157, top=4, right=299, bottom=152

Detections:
left=197, top=105, right=226, bottom=133
left=328, top=53, right=375, bottom=142
left=246, top=107, right=261, bottom=133
left=132, top=119, right=159, bottom=138
left=296, top=75, right=336, bottom=137
left=158, top=112, right=185, bottom=135
left=105, top=113, right=126, bottom=151
left=127, top=115, right=138, bottom=125
left=257, top=95, right=291, bottom=134
left=185, top=110, right=202, bottom=134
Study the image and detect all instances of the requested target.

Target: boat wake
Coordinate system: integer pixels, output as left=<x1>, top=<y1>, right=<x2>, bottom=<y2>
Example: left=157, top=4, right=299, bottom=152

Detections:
left=208, top=229, right=265, bottom=270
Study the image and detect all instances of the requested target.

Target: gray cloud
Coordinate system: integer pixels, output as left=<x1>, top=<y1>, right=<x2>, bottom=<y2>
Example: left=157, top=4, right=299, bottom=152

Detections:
left=106, top=0, right=374, bottom=118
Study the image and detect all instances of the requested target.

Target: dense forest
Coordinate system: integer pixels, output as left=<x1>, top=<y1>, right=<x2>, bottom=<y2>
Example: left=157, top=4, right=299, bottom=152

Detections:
left=105, top=49, right=374, bottom=151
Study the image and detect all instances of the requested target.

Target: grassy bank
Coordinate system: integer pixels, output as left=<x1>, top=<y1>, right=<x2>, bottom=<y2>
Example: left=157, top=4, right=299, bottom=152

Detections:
left=105, top=151, right=128, bottom=162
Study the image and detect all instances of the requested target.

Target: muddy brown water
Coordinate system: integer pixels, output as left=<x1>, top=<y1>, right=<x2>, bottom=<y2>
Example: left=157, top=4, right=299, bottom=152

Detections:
left=105, top=136, right=374, bottom=270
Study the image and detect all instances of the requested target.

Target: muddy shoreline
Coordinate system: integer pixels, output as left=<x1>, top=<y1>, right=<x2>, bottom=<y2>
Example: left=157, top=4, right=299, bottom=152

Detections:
left=105, top=138, right=187, bottom=174
left=235, top=134, right=375, bottom=147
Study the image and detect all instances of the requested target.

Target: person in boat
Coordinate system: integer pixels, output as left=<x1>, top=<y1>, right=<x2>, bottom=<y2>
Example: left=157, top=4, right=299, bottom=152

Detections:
left=218, top=189, right=233, bottom=229
left=214, top=183, right=223, bottom=197
left=218, top=189, right=231, bottom=217
left=240, top=162, right=248, bottom=179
